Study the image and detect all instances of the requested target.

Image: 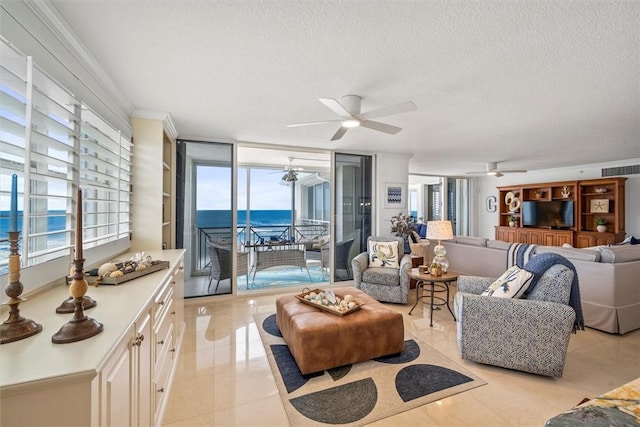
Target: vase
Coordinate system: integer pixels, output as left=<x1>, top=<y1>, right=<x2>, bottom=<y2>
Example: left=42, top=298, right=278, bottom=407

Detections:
left=403, top=236, right=411, bottom=254
left=509, top=221, right=515, bottom=227
left=596, top=225, right=607, bottom=232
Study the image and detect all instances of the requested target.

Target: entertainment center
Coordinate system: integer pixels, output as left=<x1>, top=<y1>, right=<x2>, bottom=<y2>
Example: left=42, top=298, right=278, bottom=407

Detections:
left=495, top=177, right=626, bottom=248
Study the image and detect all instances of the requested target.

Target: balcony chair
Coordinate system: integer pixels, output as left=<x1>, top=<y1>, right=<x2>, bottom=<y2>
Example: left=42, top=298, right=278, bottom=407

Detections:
left=206, top=240, right=249, bottom=293
left=453, top=253, right=583, bottom=377
left=333, top=238, right=355, bottom=279
left=351, top=236, right=411, bottom=304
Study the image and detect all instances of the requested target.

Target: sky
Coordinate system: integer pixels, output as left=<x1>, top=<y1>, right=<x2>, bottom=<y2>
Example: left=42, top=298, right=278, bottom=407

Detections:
left=196, top=166, right=293, bottom=210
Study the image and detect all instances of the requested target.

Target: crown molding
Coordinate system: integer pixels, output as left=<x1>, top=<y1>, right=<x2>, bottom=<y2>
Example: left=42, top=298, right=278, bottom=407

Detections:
left=131, top=110, right=178, bottom=140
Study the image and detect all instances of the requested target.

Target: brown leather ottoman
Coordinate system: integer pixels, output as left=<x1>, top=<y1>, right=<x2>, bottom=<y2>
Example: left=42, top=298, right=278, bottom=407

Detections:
left=276, top=287, right=404, bottom=374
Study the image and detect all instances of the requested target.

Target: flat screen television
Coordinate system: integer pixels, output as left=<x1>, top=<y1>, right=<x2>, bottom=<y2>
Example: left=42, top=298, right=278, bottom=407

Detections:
left=522, top=200, right=574, bottom=228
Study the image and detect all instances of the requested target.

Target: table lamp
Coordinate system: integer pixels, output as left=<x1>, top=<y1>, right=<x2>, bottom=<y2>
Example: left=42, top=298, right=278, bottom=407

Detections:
left=426, top=220, right=454, bottom=272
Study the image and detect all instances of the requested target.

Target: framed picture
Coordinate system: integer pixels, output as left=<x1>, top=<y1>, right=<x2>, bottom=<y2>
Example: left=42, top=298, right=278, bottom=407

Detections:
left=590, top=199, right=609, bottom=213
left=384, top=183, right=406, bottom=208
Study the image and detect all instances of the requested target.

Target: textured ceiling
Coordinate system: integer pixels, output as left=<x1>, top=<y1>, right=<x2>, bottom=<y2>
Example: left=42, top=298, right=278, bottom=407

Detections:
left=48, top=0, right=639, bottom=176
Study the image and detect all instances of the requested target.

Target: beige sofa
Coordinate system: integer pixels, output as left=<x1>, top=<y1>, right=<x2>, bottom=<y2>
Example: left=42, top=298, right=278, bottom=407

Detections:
left=431, top=236, right=640, bottom=334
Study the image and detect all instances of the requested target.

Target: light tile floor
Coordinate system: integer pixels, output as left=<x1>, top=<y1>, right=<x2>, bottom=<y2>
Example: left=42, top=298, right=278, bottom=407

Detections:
left=164, top=280, right=640, bottom=426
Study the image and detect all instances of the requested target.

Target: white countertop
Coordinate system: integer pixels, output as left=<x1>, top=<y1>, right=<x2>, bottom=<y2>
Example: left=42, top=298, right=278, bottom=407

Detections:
left=0, top=249, right=185, bottom=391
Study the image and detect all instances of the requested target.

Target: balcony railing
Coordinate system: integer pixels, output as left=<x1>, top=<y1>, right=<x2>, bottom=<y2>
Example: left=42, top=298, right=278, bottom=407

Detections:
left=195, top=223, right=329, bottom=271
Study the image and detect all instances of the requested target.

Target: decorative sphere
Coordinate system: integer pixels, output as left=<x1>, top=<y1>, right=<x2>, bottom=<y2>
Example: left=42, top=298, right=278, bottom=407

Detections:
left=434, top=244, right=447, bottom=258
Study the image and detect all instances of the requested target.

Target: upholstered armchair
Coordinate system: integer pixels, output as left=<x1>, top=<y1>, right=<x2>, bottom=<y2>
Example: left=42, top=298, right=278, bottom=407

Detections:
left=408, top=230, right=431, bottom=264
left=352, top=236, right=411, bottom=304
left=453, top=263, right=577, bottom=377
left=206, top=240, right=249, bottom=293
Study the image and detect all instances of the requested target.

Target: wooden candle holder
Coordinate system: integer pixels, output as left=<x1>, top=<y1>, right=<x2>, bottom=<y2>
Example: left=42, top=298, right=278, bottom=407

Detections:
left=51, top=258, right=103, bottom=344
left=0, top=231, right=42, bottom=344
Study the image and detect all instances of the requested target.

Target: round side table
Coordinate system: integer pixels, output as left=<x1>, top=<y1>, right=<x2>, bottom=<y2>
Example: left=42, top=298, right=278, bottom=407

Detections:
left=408, top=268, right=459, bottom=327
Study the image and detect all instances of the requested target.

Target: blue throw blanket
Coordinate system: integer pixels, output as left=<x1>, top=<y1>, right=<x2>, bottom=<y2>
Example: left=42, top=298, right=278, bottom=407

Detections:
left=507, top=243, right=536, bottom=268
left=523, top=253, right=585, bottom=333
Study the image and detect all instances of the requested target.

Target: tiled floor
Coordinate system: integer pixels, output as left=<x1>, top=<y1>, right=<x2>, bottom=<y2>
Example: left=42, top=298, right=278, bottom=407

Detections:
left=163, top=280, right=640, bottom=426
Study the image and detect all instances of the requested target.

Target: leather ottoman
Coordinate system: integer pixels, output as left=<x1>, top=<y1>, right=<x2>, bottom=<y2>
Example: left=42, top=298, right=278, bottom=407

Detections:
left=276, top=287, right=405, bottom=374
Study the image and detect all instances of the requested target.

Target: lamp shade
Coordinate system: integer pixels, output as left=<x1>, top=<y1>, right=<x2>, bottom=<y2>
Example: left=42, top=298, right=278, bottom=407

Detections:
left=426, top=221, right=453, bottom=241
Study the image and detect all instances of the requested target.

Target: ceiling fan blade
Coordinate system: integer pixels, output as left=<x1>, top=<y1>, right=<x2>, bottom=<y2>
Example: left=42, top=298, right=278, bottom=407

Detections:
left=319, top=98, right=353, bottom=118
left=330, top=126, right=349, bottom=141
left=359, top=120, right=402, bottom=135
left=498, top=169, right=527, bottom=174
left=357, top=101, right=417, bottom=120
left=286, top=119, right=340, bottom=127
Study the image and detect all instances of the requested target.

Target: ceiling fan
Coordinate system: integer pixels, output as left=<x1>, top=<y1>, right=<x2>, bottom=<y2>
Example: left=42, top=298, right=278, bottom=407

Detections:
left=466, top=162, right=528, bottom=178
left=286, top=95, right=417, bottom=141
left=281, top=157, right=302, bottom=182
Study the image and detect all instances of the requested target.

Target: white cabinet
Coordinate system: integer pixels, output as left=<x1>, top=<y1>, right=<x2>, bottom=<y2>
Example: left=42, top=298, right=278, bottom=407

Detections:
left=100, top=308, right=152, bottom=427
left=131, top=116, right=177, bottom=251
left=0, top=250, right=185, bottom=427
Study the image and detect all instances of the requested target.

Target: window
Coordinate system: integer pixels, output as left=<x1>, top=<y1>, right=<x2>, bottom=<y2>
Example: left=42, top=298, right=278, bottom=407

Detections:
left=0, top=41, right=131, bottom=276
left=304, top=182, right=330, bottom=223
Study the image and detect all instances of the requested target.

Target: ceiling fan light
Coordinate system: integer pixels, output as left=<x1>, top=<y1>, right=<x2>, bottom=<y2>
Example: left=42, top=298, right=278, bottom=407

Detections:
left=341, top=119, right=360, bottom=128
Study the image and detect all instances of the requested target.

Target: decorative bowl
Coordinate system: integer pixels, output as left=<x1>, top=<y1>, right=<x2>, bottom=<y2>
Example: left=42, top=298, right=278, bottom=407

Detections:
left=595, top=188, right=607, bottom=193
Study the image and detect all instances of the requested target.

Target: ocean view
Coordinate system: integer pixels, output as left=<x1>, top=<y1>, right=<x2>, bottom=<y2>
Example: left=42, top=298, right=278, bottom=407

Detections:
left=0, top=210, right=67, bottom=273
left=196, top=209, right=293, bottom=227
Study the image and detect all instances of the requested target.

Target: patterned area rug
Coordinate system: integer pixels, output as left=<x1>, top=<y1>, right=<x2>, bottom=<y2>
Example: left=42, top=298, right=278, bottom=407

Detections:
left=255, top=312, right=486, bottom=426
left=240, top=265, right=328, bottom=291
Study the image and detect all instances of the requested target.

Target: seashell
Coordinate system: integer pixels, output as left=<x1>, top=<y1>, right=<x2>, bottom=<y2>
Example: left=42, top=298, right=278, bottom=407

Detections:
left=135, top=263, right=147, bottom=271
left=110, top=270, right=124, bottom=278
left=348, top=301, right=356, bottom=309
left=98, top=262, right=118, bottom=277
left=344, top=295, right=354, bottom=303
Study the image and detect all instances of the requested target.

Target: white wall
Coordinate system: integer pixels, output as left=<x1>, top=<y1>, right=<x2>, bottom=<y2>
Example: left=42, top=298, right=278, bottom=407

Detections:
left=375, top=153, right=411, bottom=236
left=473, top=159, right=640, bottom=239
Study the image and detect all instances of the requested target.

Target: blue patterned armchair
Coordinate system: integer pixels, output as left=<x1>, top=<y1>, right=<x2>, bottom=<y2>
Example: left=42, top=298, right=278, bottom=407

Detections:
left=453, top=263, right=577, bottom=377
left=351, top=236, right=412, bottom=304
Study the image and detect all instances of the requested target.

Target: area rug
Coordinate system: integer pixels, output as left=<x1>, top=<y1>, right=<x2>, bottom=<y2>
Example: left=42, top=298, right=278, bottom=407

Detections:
left=255, top=312, right=487, bottom=426
left=241, top=265, right=328, bottom=291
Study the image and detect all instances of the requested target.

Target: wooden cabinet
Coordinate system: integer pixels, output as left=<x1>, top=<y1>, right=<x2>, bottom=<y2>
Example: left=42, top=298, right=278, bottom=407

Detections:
left=495, top=178, right=626, bottom=248
left=495, top=226, right=517, bottom=243
left=577, top=178, right=626, bottom=245
left=575, top=231, right=619, bottom=248
left=152, top=262, right=184, bottom=423
left=100, top=307, right=152, bottom=426
left=0, top=250, right=185, bottom=427
left=131, top=116, right=177, bottom=251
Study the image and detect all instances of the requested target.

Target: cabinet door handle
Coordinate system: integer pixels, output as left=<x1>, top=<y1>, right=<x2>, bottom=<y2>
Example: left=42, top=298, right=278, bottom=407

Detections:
left=157, top=339, right=164, bottom=345
left=133, top=334, right=144, bottom=346
left=170, top=348, right=176, bottom=353
left=170, top=311, right=176, bottom=315
left=157, top=387, right=164, bottom=393
left=158, top=300, right=165, bottom=306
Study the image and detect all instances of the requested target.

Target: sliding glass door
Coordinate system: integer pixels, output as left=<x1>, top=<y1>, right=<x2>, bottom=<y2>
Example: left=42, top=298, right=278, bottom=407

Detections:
left=179, top=140, right=235, bottom=297
left=333, top=153, right=372, bottom=282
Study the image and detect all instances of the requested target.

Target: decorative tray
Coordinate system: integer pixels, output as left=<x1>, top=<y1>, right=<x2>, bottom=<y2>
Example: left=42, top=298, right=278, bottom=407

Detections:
left=295, top=288, right=362, bottom=317
left=68, top=260, right=170, bottom=286
left=99, top=260, right=170, bottom=285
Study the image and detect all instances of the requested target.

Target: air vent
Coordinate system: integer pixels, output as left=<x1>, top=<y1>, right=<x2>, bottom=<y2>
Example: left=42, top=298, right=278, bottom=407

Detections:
left=601, top=164, right=640, bottom=177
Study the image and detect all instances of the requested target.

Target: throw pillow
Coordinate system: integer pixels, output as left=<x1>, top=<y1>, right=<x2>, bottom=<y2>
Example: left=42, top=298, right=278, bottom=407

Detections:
left=482, top=266, right=533, bottom=299
left=368, top=240, right=400, bottom=268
